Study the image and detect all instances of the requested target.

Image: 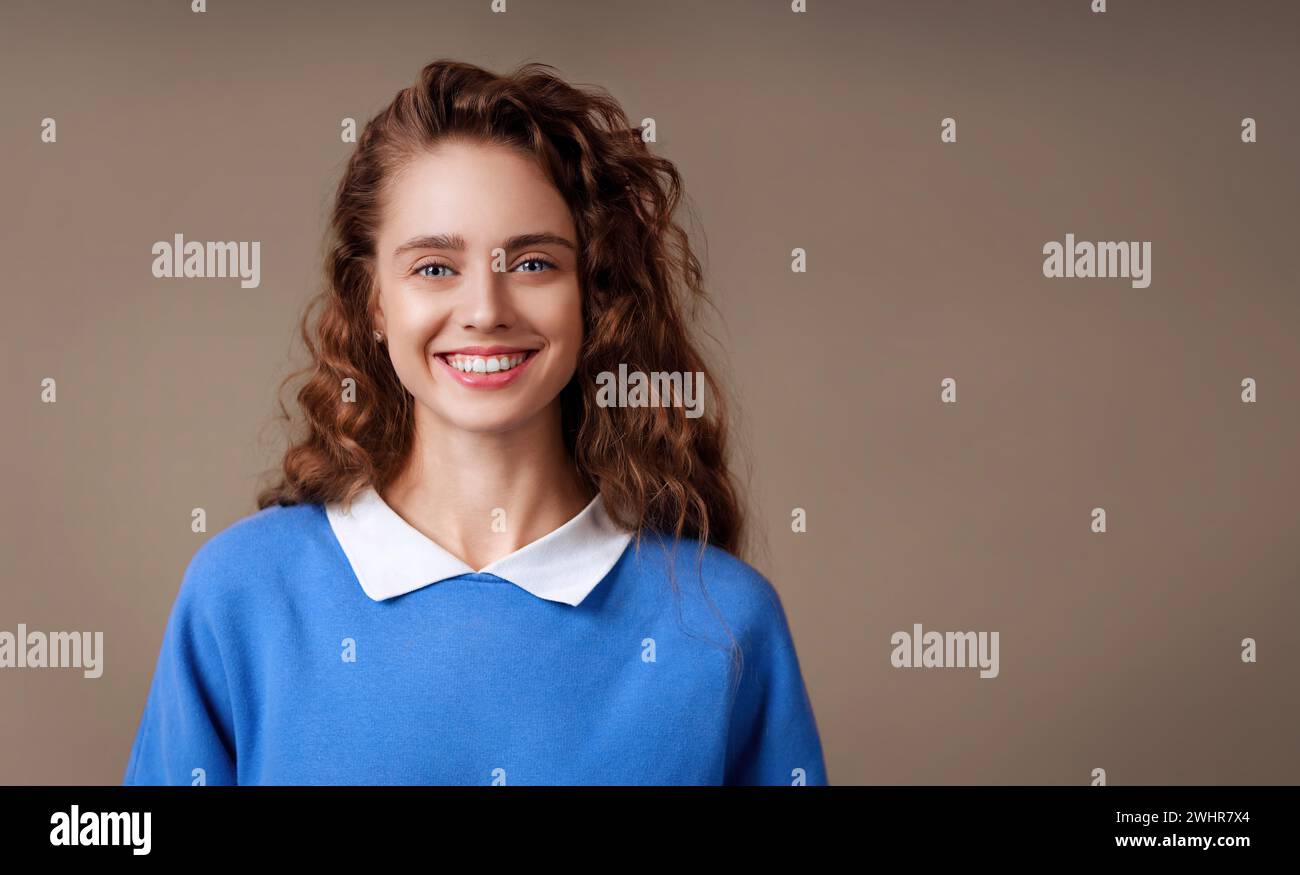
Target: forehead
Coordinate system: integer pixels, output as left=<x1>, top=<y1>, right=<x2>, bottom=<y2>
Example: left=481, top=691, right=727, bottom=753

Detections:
left=379, top=140, right=574, bottom=241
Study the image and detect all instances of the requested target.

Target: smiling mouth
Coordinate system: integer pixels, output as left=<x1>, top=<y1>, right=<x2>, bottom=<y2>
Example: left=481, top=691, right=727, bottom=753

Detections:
left=435, top=350, right=537, bottom=374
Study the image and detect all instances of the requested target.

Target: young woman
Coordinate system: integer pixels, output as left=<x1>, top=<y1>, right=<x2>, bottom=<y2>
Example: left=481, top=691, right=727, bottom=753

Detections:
left=123, top=59, right=828, bottom=786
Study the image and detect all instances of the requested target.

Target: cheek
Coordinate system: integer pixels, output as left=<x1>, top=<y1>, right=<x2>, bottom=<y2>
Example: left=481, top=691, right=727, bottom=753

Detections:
left=540, top=295, right=584, bottom=379
left=538, top=287, right=584, bottom=348
left=385, top=292, right=445, bottom=346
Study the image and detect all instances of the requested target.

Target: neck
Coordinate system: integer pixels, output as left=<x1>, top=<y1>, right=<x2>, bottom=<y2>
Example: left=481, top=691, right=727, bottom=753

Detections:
left=381, top=401, right=593, bottom=571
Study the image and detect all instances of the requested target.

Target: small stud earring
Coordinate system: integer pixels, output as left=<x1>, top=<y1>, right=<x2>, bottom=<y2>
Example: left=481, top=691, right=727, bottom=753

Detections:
left=373, top=330, right=384, bottom=342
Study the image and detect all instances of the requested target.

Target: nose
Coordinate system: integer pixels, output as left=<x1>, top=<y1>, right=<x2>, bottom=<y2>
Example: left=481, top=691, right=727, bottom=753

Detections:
left=459, top=256, right=516, bottom=332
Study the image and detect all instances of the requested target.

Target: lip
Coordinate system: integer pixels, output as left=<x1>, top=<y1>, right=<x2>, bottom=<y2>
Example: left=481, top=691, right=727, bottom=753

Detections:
left=432, top=348, right=540, bottom=389
left=438, top=345, right=535, bottom=356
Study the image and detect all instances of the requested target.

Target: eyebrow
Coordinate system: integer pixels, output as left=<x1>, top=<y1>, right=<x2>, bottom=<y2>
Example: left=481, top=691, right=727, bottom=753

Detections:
left=392, top=232, right=576, bottom=258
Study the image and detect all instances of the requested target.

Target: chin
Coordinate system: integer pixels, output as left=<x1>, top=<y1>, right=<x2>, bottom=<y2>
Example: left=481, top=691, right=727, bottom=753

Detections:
left=430, top=402, right=544, bottom=436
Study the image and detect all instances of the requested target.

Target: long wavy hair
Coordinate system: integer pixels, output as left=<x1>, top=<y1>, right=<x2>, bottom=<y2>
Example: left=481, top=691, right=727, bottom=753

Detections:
left=256, top=59, right=747, bottom=564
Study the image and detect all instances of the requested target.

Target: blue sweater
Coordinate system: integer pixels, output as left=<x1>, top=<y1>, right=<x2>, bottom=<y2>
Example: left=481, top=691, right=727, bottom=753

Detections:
left=122, top=502, right=829, bottom=785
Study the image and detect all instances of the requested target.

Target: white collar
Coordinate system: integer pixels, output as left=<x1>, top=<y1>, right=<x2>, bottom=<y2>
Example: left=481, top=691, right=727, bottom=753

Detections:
left=324, top=486, right=634, bottom=606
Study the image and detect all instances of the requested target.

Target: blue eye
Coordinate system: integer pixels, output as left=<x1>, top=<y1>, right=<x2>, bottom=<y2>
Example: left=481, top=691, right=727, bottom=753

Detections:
left=512, top=257, right=556, bottom=273
left=416, top=262, right=454, bottom=278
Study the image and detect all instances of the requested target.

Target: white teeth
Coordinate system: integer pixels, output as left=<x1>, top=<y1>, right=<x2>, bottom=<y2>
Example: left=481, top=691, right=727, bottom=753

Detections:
left=444, top=353, right=530, bottom=374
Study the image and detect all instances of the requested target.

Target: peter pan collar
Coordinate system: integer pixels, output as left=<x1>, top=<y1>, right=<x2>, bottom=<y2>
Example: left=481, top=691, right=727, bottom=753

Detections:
left=324, top=485, right=634, bottom=606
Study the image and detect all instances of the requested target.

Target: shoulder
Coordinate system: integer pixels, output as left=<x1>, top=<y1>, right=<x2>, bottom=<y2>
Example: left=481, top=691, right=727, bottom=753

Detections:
left=624, top=533, right=792, bottom=642
left=174, top=502, right=327, bottom=615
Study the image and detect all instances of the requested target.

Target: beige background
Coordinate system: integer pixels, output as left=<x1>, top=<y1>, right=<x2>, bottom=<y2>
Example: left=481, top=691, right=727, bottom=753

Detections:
left=1, top=0, right=1297, bottom=784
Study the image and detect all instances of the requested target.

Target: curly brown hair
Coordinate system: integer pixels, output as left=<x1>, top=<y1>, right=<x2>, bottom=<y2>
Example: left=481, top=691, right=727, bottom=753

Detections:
left=256, top=58, right=746, bottom=561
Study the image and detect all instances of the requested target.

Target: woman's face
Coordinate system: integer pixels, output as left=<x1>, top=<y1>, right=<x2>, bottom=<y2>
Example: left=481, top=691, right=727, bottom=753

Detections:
left=372, top=140, right=583, bottom=435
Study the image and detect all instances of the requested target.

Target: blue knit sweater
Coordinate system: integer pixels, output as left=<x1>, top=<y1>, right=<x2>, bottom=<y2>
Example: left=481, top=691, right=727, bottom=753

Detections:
left=123, top=502, right=829, bottom=785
